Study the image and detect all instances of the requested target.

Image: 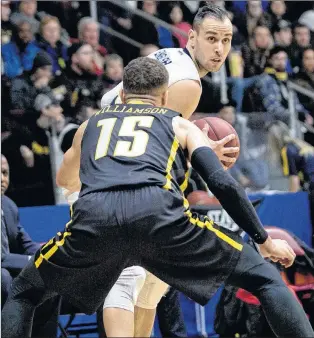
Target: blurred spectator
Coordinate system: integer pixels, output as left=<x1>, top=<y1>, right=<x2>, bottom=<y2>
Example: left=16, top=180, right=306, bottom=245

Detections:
left=57, top=43, right=103, bottom=117
left=36, top=16, right=68, bottom=75
left=273, top=19, right=292, bottom=48
left=9, top=50, right=53, bottom=119
left=140, top=44, right=159, bottom=57
left=293, top=47, right=314, bottom=114
left=289, top=23, right=311, bottom=71
left=268, top=121, right=314, bottom=245
left=1, top=1, right=14, bottom=44
left=97, top=1, right=132, bottom=64
left=131, top=1, right=159, bottom=47
left=10, top=0, right=39, bottom=34
left=78, top=17, right=108, bottom=75
left=37, top=1, right=90, bottom=39
left=169, top=3, right=191, bottom=48
left=241, top=25, right=273, bottom=78
left=268, top=0, right=288, bottom=32
left=252, top=46, right=312, bottom=126
left=233, top=0, right=271, bottom=40
left=2, top=21, right=40, bottom=79
left=102, top=54, right=124, bottom=95
left=59, top=101, right=96, bottom=154
left=218, top=102, right=269, bottom=191
left=298, top=7, right=314, bottom=32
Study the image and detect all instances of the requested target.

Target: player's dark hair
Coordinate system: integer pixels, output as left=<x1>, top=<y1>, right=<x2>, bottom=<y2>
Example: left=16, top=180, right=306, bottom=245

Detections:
left=193, top=2, right=229, bottom=31
left=123, top=57, right=169, bottom=95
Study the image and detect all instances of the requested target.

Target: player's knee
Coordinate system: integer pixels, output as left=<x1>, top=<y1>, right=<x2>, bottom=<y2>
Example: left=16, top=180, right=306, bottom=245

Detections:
left=103, top=266, right=146, bottom=313
left=136, top=272, right=169, bottom=310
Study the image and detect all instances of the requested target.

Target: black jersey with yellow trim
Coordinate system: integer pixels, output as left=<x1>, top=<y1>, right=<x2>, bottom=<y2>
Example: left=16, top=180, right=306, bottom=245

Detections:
left=79, top=102, right=189, bottom=196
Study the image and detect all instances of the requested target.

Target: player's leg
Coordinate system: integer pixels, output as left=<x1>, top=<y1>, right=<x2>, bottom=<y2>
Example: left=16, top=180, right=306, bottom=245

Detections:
left=130, top=187, right=313, bottom=338
left=134, top=271, right=169, bottom=337
left=103, top=266, right=146, bottom=337
left=226, top=243, right=314, bottom=337
left=1, top=259, right=54, bottom=337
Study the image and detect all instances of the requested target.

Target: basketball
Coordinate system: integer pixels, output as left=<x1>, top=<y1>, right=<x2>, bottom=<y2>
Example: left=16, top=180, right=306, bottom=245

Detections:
left=193, top=117, right=240, bottom=168
left=187, top=191, right=220, bottom=206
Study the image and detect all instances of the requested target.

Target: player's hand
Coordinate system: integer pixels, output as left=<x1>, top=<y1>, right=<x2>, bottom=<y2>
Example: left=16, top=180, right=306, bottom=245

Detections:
left=259, top=237, right=296, bottom=268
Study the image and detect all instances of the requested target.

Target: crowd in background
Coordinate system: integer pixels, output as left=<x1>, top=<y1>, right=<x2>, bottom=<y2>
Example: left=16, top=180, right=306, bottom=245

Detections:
left=1, top=0, right=314, bottom=207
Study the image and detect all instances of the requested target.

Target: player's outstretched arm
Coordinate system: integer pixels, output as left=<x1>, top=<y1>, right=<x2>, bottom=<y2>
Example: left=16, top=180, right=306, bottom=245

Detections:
left=56, top=120, right=88, bottom=194
left=174, top=117, right=295, bottom=267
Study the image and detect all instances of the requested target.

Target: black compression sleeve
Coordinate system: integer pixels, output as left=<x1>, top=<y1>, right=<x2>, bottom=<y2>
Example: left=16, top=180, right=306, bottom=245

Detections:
left=191, top=147, right=268, bottom=244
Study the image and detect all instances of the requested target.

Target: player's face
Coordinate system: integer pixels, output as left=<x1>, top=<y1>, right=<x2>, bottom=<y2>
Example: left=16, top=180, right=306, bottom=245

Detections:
left=191, top=17, right=233, bottom=73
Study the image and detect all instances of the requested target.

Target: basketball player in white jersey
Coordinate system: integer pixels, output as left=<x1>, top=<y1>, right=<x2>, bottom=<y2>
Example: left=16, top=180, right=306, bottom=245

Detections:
left=64, top=3, right=235, bottom=337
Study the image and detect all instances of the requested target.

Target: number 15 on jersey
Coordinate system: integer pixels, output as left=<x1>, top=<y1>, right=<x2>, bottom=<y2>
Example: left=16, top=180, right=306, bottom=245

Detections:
left=95, top=116, right=154, bottom=160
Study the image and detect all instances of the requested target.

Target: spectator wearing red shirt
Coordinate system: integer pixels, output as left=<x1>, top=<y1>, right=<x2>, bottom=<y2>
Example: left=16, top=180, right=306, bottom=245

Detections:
left=169, top=4, right=191, bottom=48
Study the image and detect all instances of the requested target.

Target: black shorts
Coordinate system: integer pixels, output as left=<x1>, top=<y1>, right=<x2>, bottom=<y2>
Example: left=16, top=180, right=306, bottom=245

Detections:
left=35, top=186, right=243, bottom=314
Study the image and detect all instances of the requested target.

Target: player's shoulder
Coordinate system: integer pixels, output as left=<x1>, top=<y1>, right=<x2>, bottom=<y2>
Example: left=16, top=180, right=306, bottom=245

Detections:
left=149, top=48, right=200, bottom=86
left=149, top=48, right=192, bottom=67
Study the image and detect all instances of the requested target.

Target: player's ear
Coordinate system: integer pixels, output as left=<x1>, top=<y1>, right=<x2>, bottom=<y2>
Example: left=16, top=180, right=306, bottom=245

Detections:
left=188, top=28, right=196, bottom=48
left=120, top=89, right=126, bottom=104
left=161, top=90, right=168, bottom=107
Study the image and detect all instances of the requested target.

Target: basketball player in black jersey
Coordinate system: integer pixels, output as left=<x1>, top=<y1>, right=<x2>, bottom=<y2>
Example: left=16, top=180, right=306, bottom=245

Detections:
left=2, top=58, right=313, bottom=338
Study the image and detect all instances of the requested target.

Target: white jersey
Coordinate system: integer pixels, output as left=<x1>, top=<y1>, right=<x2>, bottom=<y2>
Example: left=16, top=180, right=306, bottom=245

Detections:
left=101, top=48, right=201, bottom=107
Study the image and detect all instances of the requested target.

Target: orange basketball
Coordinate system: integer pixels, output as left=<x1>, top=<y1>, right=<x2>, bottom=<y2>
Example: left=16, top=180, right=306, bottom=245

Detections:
left=187, top=191, right=220, bottom=206
left=193, top=117, right=240, bottom=168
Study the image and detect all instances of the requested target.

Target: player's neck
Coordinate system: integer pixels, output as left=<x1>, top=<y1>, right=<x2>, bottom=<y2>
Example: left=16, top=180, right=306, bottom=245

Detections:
left=125, top=95, right=157, bottom=106
left=185, top=44, right=209, bottom=78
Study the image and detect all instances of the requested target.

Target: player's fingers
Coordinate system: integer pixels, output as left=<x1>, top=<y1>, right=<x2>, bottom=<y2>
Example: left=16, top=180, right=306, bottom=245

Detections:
left=218, top=134, right=236, bottom=145
left=202, top=124, right=209, bottom=135
left=222, top=147, right=239, bottom=154
left=221, top=156, right=236, bottom=163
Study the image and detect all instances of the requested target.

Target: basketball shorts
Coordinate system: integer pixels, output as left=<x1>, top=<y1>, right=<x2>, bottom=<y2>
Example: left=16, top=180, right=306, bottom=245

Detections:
left=34, top=186, right=243, bottom=314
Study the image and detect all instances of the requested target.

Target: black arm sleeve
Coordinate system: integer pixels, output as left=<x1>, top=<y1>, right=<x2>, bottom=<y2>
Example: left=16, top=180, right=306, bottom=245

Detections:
left=191, top=147, right=268, bottom=244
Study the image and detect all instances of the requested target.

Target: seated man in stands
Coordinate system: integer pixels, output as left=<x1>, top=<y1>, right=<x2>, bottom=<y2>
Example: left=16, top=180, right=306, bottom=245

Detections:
left=252, top=46, right=313, bottom=127
left=1, top=155, right=60, bottom=337
left=1, top=154, right=41, bottom=307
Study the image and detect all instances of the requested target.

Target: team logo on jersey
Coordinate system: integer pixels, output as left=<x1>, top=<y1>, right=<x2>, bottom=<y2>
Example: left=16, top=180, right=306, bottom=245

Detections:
left=154, top=50, right=172, bottom=65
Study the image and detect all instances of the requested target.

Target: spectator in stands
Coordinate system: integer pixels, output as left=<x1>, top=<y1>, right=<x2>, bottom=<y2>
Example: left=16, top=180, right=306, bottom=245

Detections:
left=131, top=0, right=159, bottom=48
left=36, top=15, right=68, bottom=76
left=59, top=42, right=103, bottom=117
left=274, top=19, right=293, bottom=48
left=1, top=0, right=14, bottom=44
left=169, top=3, right=191, bottom=48
left=233, top=0, right=271, bottom=40
left=293, top=47, right=314, bottom=114
left=140, top=44, right=159, bottom=57
left=78, top=17, right=108, bottom=75
left=2, top=20, right=40, bottom=79
left=9, top=50, right=53, bottom=119
left=1, top=154, right=41, bottom=307
left=1, top=155, right=61, bottom=334
left=241, top=24, right=273, bottom=78
left=268, top=121, right=314, bottom=245
left=218, top=102, right=269, bottom=191
left=10, top=0, right=39, bottom=34
left=289, top=23, right=311, bottom=72
left=268, top=0, right=288, bottom=32
left=298, top=6, right=314, bottom=32
left=253, top=46, right=312, bottom=126
left=59, top=100, right=96, bottom=155
left=102, top=54, right=124, bottom=95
